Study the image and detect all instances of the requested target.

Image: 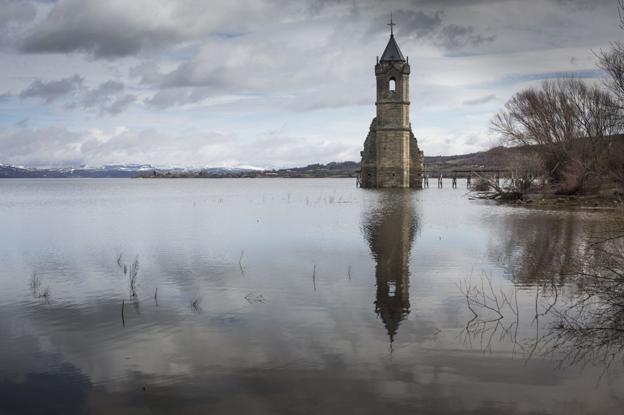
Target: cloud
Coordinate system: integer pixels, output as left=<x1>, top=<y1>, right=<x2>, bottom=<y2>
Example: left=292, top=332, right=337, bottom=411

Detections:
left=436, top=24, right=496, bottom=50
left=144, top=87, right=213, bottom=109
left=463, top=93, right=496, bottom=106
left=375, top=9, right=495, bottom=52
left=306, top=0, right=355, bottom=15
left=0, top=0, right=620, bottom=166
left=0, top=0, right=36, bottom=28
left=135, top=24, right=373, bottom=110
left=397, top=10, right=444, bottom=38
left=19, top=0, right=186, bottom=58
left=241, top=133, right=354, bottom=167
left=18, top=74, right=84, bottom=103
left=76, top=80, right=137, bottom=115
left=0, top=0, right=37, bottom=47
left=80, top=80, right=124, bottom=107
left=554, top=0, right=615, bottom=11
left=0, top=125, right=353, bottom=168
left=15, top=0, right=346, bottom=59
left=0, top=126, right=85, bottom=167
left=415, top=127, right=494, bottom=156
left=0, top=125, right=218, bottom=167
left=17, top=75, right=136, bottom=115
left=103, top=94, right=137, bottom=115
left=15, top=0, right=498, bottom=61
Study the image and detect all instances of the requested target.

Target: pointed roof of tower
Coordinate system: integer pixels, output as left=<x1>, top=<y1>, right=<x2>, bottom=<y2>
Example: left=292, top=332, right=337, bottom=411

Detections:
left=380, top=35, right=405, bottom=62
left=380, top=14, right=405, bottom=62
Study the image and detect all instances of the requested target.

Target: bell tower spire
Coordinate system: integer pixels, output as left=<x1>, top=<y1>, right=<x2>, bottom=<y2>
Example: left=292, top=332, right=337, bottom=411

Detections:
left=359, top=16, right=424, bottom=189
left=380, top=15, right=405, bottom=62
left=388, top=13, right=395, bottom=36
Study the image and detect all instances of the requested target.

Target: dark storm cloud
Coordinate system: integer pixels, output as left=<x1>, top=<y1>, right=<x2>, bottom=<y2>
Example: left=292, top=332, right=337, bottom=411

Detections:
left=16, top=0, right=345, bottom=59
left=405, top=0, right=609, bottom=7
left=554, top=0, right=615, bottom=11
left=13, top=0, right=503, bottom=61
left=2, top=0, right=615, bottom=60
left=436, top=24, right=496, bottom=50
left=398, top=10, right=444, bottom=37
left=19, top=0, right=184, bottom=58
left=19, top=74, right=83, bottom=103
left=306, top=0, right=353, bottom=15
left=373, top=9, right=495, bottom=51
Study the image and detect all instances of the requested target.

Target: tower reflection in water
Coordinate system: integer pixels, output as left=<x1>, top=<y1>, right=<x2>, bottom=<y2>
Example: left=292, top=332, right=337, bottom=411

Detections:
left=362, top=189, right=419, bottom=342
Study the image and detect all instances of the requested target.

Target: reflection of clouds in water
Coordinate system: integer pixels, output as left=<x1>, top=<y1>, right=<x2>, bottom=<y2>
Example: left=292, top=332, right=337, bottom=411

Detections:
left=1, top=180, right=623, bottom=413
left=0, top=317, right=92, bottom=414
left=0, top=362, right=91, bottom=415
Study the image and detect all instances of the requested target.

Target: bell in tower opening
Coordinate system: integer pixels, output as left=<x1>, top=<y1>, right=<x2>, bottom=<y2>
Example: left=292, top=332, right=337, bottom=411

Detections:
left=359, top=15, right=424, bottom=189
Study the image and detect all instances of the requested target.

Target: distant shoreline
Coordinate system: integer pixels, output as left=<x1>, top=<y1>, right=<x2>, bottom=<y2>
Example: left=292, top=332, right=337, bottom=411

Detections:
left=0, top=146, right=533, bottom=179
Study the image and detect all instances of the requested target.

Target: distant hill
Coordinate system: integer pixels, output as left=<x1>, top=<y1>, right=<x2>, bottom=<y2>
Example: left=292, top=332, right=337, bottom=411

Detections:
left=423, top=145, right=535, bottom=174
left=0, top=164, right=154, bottom=178
left=143, top=147, right=528, bottom=179
left=0, top=146, right=532, bottom=179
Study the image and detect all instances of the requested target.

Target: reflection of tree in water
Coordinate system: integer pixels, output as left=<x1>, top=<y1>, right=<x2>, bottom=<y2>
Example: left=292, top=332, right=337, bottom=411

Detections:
left=489, top=212, right=605, bottom=284
left=362, top=190, right=418, bottom=342
left=545, top=231, right=624, bottom=367
left=465, top=218, right=624, bottom=369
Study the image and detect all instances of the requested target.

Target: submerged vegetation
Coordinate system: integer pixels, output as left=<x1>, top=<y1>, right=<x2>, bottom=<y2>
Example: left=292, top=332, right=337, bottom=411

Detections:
left=460, top=225, right=624, bottom=367
left=110, top=252, right=268, bottom=326
left=30, top=272, right=50, bottom=301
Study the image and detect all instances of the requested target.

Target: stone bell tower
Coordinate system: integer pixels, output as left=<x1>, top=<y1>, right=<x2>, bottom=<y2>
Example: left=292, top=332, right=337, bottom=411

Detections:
left=360, top=16, right=424, bottom=189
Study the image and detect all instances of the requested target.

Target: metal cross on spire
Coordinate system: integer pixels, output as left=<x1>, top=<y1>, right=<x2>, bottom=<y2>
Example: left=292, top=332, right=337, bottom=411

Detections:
left=388, top=13, right=396, bottom=36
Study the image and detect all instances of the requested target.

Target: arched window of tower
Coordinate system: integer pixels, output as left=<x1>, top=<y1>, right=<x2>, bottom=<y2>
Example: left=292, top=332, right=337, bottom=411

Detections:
left=389, top=78, right=396, bottom=93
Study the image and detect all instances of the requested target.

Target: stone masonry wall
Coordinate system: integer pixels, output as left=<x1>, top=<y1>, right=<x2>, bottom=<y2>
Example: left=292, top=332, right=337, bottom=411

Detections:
left=360, top=57, right=423, bottom=189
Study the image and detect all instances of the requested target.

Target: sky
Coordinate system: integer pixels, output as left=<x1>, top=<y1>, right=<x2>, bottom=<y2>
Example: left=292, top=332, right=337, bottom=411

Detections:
left=0, top=0, right=621, bottom=169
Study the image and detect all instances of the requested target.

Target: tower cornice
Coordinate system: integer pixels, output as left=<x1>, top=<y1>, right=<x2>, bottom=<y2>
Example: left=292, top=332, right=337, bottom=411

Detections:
left=375, top=100, right=411, bottom=105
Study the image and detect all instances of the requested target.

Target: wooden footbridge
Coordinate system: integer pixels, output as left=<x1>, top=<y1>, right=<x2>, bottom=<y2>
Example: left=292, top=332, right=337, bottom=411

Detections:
left=356, top=168, right=513, bottom=189
left=421, top=169, right=512, bottom=189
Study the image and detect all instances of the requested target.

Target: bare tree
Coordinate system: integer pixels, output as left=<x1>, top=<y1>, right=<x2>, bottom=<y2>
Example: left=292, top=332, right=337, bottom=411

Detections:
left=508, top=149, right=544, bottom=194
left=491, top=78, right=621, bottom=193
left=598, top=1, right=624, bottom=106
left=597, top=0, right=624, bottom=188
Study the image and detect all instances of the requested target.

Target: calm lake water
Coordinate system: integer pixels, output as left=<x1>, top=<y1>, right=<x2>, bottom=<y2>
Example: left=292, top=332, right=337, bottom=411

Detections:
left=0, top=178, right=622, bottom=414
